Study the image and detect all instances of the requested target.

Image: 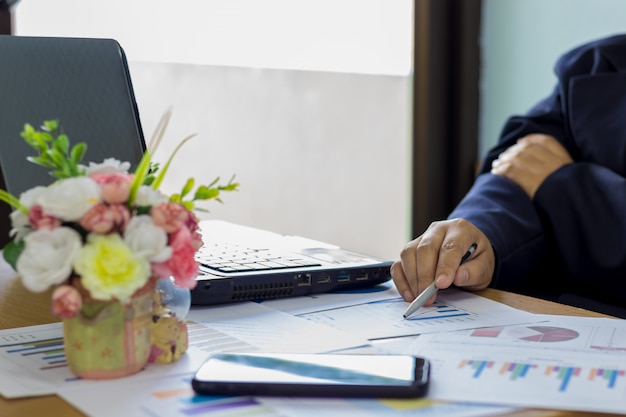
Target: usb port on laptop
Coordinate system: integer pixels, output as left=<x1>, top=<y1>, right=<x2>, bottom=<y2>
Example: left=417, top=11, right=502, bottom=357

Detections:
left=355, top=273, right=369, bottom=281
left=337, top=273, right=350, bottom=283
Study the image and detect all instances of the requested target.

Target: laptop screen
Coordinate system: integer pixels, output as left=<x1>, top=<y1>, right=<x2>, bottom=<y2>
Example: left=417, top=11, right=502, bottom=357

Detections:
left=0, top=35, right=146, bottom=246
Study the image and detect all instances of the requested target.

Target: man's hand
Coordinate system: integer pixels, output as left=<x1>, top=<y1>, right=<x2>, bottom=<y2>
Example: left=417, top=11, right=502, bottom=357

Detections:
left=490, top=134, right=573, bottom=199
left=391, top=219, right=495, bottom=306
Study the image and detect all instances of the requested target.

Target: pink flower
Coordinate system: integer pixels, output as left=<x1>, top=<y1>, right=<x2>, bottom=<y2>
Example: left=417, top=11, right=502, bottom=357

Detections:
left=90, top=173, right=133, bottom=204
left=79, top=203, right=130, bottom=234
left=51, top=285, right=82, bottom=319
left=152, top=227, right=199, bottom=289
left=185, top=211, right=203, bottom=250
left=150, top=202, right=191, bottom=234
left=190, top=230, right=203, bottom=251
left=28, top=205, right=61, bottom=230
left=110, top=204, right=131, bottom=231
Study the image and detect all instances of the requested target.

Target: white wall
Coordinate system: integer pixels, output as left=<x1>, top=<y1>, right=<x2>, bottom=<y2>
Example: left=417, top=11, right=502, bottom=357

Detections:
left=129, top=63, right=411, bottom=260
left=480, top=0, right=626, bottom=155
left=13, top=1, right=412, bottom=260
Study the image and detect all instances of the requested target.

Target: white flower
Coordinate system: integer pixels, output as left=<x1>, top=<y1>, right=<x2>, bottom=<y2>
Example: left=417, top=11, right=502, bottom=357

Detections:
left=19, top=186, right=47, bottom=207
left=81, top=158, right=131, bottom=175
left=36, top=177, right=101, bottom=221
left=10, top=186, right=47, bottom=241
left=16, top=227, right=82, bottom=292
left=135, top=185, right=168, bottom=207
left=124, top=215, right=172, bottom=262
left=9, top=210, right=30, bottom=241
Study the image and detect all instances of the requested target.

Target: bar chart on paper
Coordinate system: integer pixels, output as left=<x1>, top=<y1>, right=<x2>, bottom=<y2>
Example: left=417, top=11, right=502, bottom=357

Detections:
left=455, top=357, right=626, bottom=393
left=0, top=320, right=259, bottom=399
left=419, top=348, right=626, bottom=414
left=298, top=289, right=537, bottom=339
left=1, top=334, right=68, bottom=372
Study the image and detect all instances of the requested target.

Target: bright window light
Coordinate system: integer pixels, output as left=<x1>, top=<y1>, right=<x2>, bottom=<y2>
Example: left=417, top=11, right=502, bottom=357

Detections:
left=15, top=0, right=413, bottom=76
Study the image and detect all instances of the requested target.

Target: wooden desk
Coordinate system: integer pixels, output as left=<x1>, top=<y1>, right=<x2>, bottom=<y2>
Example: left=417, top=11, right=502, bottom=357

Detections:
left=0, top=266, right=616, bottom=417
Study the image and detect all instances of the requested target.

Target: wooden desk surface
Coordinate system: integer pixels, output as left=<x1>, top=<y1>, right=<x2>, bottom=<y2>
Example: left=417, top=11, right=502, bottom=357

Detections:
left=0, top=266, right=617, bottom=417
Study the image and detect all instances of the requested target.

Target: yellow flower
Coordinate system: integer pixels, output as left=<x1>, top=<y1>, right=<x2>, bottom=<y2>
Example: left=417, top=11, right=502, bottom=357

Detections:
left=74, top=233, right=150, bottom=303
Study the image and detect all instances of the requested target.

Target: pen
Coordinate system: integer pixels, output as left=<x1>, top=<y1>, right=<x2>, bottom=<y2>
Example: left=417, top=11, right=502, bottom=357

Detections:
left=402, top=243, right=477, bottom=319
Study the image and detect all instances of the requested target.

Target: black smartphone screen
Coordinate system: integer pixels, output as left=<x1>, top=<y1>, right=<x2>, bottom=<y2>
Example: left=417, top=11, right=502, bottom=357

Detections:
left=192, top=352, right=430, bottom=398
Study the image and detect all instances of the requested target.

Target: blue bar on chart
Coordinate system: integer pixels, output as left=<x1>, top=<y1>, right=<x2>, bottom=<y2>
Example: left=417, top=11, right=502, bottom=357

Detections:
left=499, top=362, right=537, bottom=380
left=151, top=385, right=273, bottom=416
left=459, top=359, right=494, bottom=378
left=409, top=301, right=471, bottom=321
left=545, top=365, right=581, bottom=392
left=2, top=337, right=67, bottom=371
left=589, top=368, right=626, bottom=389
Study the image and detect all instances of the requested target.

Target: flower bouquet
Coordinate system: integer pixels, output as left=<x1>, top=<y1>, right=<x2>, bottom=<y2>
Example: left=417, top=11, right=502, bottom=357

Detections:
left=0, top=115, right=238, bottom=378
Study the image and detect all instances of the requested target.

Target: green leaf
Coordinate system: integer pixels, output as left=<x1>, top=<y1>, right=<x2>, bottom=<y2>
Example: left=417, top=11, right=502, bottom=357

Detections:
left=152, top=133, right=197, bottom=190
left=54, top=134, right=70, bottom=155
left=47, top=148, right=66, bottom=167
left=0, top=189, right=28, bottom=212
left=222, top=182, right=240, bottom=192
left=207, top=177, right=219, bottom=188
left=26, top=156, right=56, bottom=169
left=52, top=169, right=67, bottom=178
left=42, top=120, right=59, bottom=132
left=128, top=151, right=153, bottom=206
left=181, top=177, right=194, bottom=198
left=2, top=240, right=25, bottom=270
left=70, top=143, right=87, bottom=164
left=194, top=186, right=220, bottom=201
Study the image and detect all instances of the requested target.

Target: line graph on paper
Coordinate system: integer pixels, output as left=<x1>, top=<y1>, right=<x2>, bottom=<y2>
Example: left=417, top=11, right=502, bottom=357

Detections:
left=298, top=288, right=538, bottom=340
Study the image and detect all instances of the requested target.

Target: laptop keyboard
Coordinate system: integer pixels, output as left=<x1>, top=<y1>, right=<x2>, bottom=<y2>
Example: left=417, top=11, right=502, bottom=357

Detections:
left=197, top=242, right=322, bottom=273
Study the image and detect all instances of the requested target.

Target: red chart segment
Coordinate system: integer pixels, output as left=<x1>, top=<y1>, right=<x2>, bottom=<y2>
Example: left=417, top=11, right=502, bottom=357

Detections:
left=518, top=326, right=579, bottom=342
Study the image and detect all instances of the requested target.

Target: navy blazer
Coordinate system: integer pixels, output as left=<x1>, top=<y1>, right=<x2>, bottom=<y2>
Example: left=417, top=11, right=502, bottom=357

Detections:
left=450, top=34, right=626, bottom=316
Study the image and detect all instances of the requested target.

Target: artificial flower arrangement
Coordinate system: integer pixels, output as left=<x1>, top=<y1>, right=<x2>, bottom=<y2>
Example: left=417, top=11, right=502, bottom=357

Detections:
left=0, top=116, right=238, bottom=320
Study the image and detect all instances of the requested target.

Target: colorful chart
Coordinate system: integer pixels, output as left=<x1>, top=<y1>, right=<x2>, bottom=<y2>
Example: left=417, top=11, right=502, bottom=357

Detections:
left=470, top=325, right=580, bottom=342
left=513, top=326, right=579, bottom=342
left=405, top=300, right=471, bottom=321
left=0, top=336, right=68, bottom=371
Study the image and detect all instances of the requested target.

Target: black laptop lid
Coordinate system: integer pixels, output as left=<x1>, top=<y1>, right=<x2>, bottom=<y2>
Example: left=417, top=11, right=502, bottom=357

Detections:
left=0, top=35, right=146, bottom=246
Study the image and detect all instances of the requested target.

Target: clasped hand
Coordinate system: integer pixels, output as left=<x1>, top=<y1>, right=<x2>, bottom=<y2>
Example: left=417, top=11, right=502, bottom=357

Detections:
left=490, top=133, right=573, bottom=199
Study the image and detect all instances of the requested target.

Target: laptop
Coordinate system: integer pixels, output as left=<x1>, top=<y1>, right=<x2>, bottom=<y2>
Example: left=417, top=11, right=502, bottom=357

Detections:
left=0, top=35, right=392, bottom=305
left=191, top=220, right=392, bottom=305
left=0, top=35, right=145, bottom=246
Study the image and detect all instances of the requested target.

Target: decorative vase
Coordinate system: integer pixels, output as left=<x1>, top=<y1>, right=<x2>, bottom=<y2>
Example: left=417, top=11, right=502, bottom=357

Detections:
left=62, top=288, right=154, bottom=379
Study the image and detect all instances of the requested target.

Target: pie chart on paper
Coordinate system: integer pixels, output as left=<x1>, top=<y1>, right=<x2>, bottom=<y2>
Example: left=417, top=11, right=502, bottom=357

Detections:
left=507, top=326, right=580, bottom=342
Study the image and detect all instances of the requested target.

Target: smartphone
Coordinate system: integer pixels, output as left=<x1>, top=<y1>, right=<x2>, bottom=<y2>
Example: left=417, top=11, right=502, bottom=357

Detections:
left=191, top=352, right=430, bottom=398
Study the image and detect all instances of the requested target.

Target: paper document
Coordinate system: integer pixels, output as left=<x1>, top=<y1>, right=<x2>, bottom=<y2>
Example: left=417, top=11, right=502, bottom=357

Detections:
left=405, top=315, right=626, bottom=414
left=0, top=302, right=367, bottom=398
left=298, top=288, right=539, bottom=340
left=59, top=372, right=515, bottom=417
left=259, top=281, right=401, bottom=315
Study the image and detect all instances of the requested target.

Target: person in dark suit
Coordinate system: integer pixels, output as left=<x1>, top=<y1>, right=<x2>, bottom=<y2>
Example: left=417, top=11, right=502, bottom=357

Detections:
left=392, top=34, right=626, bottom=317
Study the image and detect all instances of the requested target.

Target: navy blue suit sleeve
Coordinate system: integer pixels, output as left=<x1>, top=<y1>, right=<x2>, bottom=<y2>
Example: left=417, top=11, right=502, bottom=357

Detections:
left=449, top=173, right=545, bottom=290
left=450, top=33, right=626, bottom=292
left=535, top=163, right=626, bottom=281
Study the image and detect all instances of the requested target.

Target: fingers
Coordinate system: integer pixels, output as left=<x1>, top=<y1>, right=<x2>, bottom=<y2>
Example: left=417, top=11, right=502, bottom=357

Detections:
left=393, top=235, right=426, bottom=302
left=452, top=242, right=495, bottom=291
left=491, top=134, right=573, bottom=199
left=390, top=259, right=413, bottom=303
left=391, top=219, right=495, bottom=304
left=519, top=134, right=573, bottom=163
